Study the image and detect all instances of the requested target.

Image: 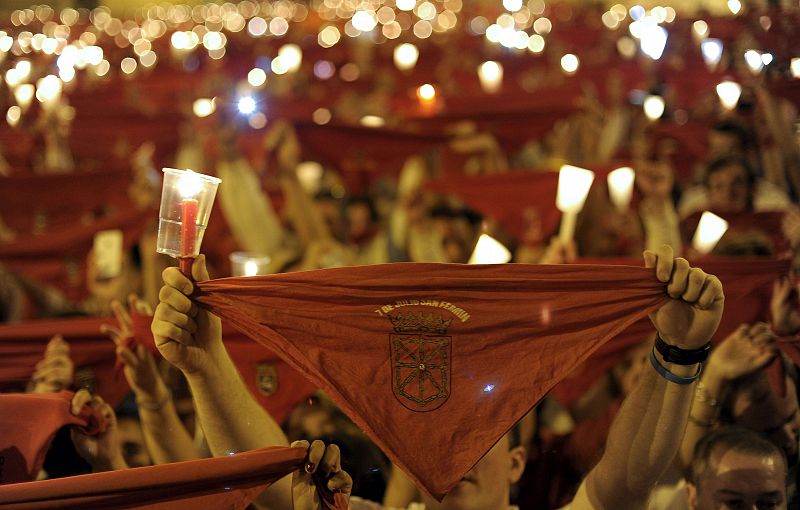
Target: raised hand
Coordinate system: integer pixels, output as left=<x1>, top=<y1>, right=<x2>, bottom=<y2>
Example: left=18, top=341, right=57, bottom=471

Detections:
left=69, top=389, right=127, bottom=472
left=151, top=255, right=223, bottom=374
left=644, top=245, right=724, bottom=350
left=706, top=323, right=777, bottom=382
left=771, top=278, right=800, bottom=336
left=291, top=440, right=352, bottom=510
left=101, top=295, right=165, bottom=400
left=29, top=335, right=74, bottom=393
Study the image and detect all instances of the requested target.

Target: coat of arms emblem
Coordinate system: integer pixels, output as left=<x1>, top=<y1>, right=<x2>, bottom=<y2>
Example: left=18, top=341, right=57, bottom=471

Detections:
left=389, top=312, right=452, bottom=412
left=256, top=363, right=278, bottom=396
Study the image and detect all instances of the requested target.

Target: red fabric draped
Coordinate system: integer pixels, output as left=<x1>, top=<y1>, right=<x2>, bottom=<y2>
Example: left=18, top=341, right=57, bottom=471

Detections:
left=426, top=171, right=561, bottom=241
left=192, top=262, right=669, bottom=498
left=0, top=317, right=129, bottom=406
left=0, top=206, right=153, bottom=302
left=130, top=312, right=317, bottom=424
left=294, top=122, right=447, bottom=194
left=0, top=172, right=132, bottom=235
left=552, top=257, right=790, bottom=407
left=0, top=391, right=107, bottom=485
left=0, top=445, right=347, bottom=510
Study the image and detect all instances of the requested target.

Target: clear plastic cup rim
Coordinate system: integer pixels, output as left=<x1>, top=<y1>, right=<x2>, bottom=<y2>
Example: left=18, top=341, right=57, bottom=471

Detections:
left=162, top=167, right=221, bottom=184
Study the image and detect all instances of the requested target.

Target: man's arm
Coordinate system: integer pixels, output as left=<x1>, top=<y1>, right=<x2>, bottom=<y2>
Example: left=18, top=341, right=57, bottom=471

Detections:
left=676, top=323, right=776, bottom=472
left=151, top=256, right=292, bottom=510
left=572, top=245, right=725, bottom=510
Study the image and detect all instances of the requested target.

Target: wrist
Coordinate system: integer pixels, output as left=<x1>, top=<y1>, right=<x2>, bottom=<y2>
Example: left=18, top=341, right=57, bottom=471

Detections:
left=652, top=348, right=699, bottom=378
left=91, top=454, right=128, bottom=472
left=136, top=389, right=171, bottom=412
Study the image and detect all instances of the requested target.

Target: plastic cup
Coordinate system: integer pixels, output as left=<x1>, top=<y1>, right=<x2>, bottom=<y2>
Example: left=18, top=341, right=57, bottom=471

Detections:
left=156, top=168, right=221, bottom=259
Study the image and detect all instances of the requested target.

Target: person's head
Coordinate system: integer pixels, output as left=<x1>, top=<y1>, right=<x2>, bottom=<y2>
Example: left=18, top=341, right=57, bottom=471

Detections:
left=704, top=156, right=756, bottom=213
left=720, top=362, right=800, bottom=467
left=708, top=121, right=750, bottom=158
left=344, top=196, right=378, bottom=243
left=688, top=427, right=788, bottom=510
left=420, top=427, right=526, bottom=510
left=429, top=205, right=482, bottom=264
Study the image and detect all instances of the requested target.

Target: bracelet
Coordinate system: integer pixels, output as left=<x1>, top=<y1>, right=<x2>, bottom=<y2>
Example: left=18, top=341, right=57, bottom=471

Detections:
left=136, top=393, right=171, bottom=412
left=654, top=333, right=711, bottom=365
left=649, top=348, right=703, bottom=385
left=688, top=414, right=716, bottom=428
left=694, top=381, right=721, bottom=408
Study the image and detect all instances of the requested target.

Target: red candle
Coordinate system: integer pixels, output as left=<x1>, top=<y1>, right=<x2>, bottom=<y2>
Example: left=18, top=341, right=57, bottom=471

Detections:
left=180, top=198, right=198, bottom=275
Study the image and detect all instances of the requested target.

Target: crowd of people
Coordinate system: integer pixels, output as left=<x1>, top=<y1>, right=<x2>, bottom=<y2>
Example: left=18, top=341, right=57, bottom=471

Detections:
left=1, top=1, right=800, bottom=509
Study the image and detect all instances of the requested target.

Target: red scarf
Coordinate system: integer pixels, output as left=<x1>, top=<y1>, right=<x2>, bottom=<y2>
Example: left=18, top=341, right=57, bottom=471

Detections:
left=0, top=391, right=107, bottom=485
left=193, top=262, right=669, bottom=498
left=0, top=445, right=346, bottom=510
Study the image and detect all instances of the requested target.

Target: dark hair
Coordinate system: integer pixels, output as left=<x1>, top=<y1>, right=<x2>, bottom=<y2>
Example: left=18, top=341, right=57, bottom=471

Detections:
left=689, top=427, right=787, bottom=487
left=711, top=120, right=751, bottom=150
left=507, top=422, right=523, bottom=449
left=703, top=155, right=756, bottom=189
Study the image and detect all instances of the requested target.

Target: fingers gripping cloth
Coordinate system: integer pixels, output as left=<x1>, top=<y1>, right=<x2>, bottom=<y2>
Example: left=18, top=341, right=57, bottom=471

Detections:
left=192, top=262, right=671, bottom=499
left=0, top=391, right=108, bottom=484
left=0, top=446, right=347, bottom=510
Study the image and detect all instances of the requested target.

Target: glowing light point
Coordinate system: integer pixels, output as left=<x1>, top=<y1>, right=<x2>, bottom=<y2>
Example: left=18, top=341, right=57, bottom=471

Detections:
left=643, top=95, right=665, bottom=121
left=483, top=384, right=495, bottom=393
left=394, top=43, right=419, bottom=71
left=237, top=96, right=257, bottom=115
left=716, top=81, right=741, bottom=111
left=701, top=39, right=723, bottom=70
left=478, top=60, right=503, bottom=94
left=561, top=54, right=579, bottom=74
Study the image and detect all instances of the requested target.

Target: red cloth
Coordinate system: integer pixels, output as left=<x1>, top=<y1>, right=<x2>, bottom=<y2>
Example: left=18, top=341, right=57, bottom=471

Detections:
left=0, top=445, right=346, bottom=510
left=552, top=257, right=790, bottom=407
left=0, top=317, right=129, bottom=406
left=426, top=171, right=561, bottom=242
left=192, top=262, right=669, bottom=498
left=129, top=312, right=317, bottom=424
left=0, top=391, right=107, bottom=485
left=0, top=172, right=132, bottom=235
left=0, top=206, right=153, bottom=303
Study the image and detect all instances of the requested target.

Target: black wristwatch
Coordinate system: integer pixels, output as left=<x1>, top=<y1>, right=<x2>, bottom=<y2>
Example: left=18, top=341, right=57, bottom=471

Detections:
left=654, top=334, right=711, bottom=365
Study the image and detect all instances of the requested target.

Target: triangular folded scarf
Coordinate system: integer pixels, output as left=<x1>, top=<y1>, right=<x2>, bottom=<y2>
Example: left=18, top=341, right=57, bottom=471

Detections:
left=0, top=446, right=346, bottom=510
left=0, top=391, right=108, bottom=485
left=193, top=262, right=670, bottom=498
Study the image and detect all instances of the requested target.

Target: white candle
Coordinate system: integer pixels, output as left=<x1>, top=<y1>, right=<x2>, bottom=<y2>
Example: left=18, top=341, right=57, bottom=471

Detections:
left=557, top=165, right=595, bottom=242
left=607, top=167, right=635, bottom=212
left=692, top=211, right=729, bottom=254
left=478, top=61, right=503, bottom=94
left=716, top=81, right=742, bottom=111
left=468, top=234, right=511, bottom=264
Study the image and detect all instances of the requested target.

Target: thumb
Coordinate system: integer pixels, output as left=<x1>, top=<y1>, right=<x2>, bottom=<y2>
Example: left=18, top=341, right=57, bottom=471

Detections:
left=192, top=254, right=211, bottom=283
left=643, top=250, right=656, bottom=269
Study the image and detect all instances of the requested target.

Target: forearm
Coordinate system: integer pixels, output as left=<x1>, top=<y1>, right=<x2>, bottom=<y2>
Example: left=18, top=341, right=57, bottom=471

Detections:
left=186, top=349, right=288, bottom=455
left=186, top=346, right=293, bottom=510
left=677, top=367, right=725, bottom=472
left=137, top=391, right=202, bottom=464
left=585, top=350, right=696, bottom=509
